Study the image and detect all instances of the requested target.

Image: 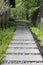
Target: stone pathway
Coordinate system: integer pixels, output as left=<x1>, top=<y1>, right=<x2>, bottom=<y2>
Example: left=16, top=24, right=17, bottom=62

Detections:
left=1, top=23, right=43, bottom=65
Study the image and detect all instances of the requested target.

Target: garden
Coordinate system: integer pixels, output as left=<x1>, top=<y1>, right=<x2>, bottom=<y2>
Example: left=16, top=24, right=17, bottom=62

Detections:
left=0, top=0, right=43, bottom=63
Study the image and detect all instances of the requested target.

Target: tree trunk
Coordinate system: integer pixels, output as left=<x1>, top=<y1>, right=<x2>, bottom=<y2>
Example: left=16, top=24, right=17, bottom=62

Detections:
left=1, top=13, right=5, bottom=30
left=26, top=13, right=29, bottom=20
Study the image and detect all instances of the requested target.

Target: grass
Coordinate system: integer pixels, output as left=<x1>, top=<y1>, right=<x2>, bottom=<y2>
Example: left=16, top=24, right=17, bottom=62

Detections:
left=30, top=27, right=43, bottom=46
left=0, top=27, right=15, bottom=63
left=15, top=20, right=31, bottom=23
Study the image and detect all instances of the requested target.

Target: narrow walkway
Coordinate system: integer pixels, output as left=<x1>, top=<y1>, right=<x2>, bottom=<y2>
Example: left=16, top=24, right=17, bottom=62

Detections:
left=1, top=23, right=43, bottom=65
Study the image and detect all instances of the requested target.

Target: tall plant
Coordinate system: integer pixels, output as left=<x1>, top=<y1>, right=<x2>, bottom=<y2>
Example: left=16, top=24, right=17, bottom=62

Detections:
left=25, top=0, right=40, bottom=26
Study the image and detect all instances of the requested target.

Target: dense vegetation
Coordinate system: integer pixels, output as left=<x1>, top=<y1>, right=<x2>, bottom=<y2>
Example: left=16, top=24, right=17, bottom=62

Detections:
left=0, top=27, right=15, bottom=63
left=0, top=0, right=15, bottom=63
left=0, top=0, right=43, bottom=63
left=30, top=27, right=43, bottom=46
left=11, top=0, right=40, bottom=22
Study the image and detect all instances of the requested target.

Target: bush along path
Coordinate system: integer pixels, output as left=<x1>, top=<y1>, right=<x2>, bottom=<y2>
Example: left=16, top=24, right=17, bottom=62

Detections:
left=0, top=27, right=15, bottom=63
left=30, top=27, right=43, bottom=57
left=1, top=23, right=43, bottom=65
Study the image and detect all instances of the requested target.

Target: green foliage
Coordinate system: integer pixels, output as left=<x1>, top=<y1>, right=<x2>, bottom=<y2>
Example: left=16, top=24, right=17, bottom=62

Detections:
left=0, top=0, right=10, bottom=9
left=23, top=0, right=40, bottom=24
left=10, top=0, right=40, bottom=22
left=25, top=0, right=39, bottom=6
left=16, top=0, right=22, bottom=8
left=39, top=23, right=43, bottom=31
left=30, top=27, right=43, bottom=46
left=15, top=20, right=31, bottom=23
left=0, top=27, right=15, bottom=63
left=0, top=0, right=5, bottom=7
left=25, top=0, right=36, bottom=6
left=29, top=7, right=39, bottom=16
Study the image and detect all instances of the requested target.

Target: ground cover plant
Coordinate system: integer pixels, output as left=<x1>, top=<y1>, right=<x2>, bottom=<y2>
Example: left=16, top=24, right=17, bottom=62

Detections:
left=30, top=27, right=43, bottom=46
left=0, top=27, right=15, bottom=63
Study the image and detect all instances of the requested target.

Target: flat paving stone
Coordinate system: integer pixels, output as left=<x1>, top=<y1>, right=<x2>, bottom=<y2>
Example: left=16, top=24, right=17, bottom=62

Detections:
left=9, top=43, right=37, bottom=48
left=4, top=55, right=43, bottom=61
left=1, top=64, right=43, bottom=65
left=11, top=40, right=36, bottom=44
left=6, top=48, right=40, bottom=54
left=9, top=43, right=37, bottom=46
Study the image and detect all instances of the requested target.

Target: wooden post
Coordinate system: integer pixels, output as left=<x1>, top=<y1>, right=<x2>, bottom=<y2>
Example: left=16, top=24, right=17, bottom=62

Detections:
left=40, top=0, right=43, bottom=19
left=1, top=13, right=5, bottom=30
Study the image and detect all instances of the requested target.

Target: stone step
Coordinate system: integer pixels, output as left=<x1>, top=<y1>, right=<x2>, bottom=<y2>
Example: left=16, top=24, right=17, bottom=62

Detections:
left=6, top=52, right=40, bottom=55
left=14, top=32, right=32, bottom=35
left=3, top=60, right=43, bottom=64
left=14, top=30, right=32, bottom=33
left=13, top=28, right=33, bottom=32
left=12, top=39, right=35, bottom=41
left=1, top=63, right=43, bottom=65
left=13, top=33, right=33, bottom=39
left=9, top=42, right=36, bottom=45
left=13, top=37, right=34, bottom=40
left=6, top=49, right=40, bottom=53
left=9, top=43, right=37, bottom=48
left=13, top=32, right=33, bottom=36
left=11, top=41, right=36, bottom=44
left=8, top=47, right=38, bottom=49
left=3, top=55, right=43, bottom=61
left=10, top=43, right=37, bottom=45
left=6, top=49, right=40, bottom=54
left=13, top=34, right=34, bottom=38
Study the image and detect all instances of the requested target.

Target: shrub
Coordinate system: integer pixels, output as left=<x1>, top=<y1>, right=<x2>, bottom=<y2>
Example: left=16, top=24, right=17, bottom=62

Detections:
left=0, top=27, right=15, bottom=63
left=30, top=27, right=43, bottom=46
